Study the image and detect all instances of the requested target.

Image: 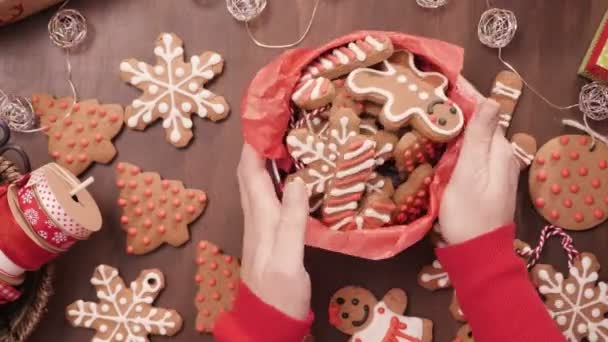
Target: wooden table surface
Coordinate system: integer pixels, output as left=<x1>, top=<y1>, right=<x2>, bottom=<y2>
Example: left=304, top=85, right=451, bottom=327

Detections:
left=1, top=0, right=608, bottom=341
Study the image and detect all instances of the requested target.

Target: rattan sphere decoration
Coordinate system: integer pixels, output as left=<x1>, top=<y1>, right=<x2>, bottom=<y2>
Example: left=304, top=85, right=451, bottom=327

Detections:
left=579, top=82, right=608, bottom=121
left=48, top=9, right=87, bottom=49
left=478, top=8, right=517, bottom=49
left=416, top=0, right=448, bottom=9
left=226, top=0, right=267, bottom=21
left=0, top=93, right=36, bottom=132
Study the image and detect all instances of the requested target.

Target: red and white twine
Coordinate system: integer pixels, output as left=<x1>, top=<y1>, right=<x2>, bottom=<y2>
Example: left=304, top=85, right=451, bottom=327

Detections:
left=518, top=225, right=580, bottom=269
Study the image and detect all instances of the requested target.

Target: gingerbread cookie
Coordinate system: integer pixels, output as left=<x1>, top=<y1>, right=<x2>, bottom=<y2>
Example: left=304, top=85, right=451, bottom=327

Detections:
left=194, top=241, right=240, bottom=333
left=489, top=71, right=523, bottom=129
left=292, top=77, right=335, bottom=110
left=455, top=324, right=474, bottom=342
left=393, top=164, right=434, bottom=223
left=287, top=109, right=378, bottom=229
left=418, top=260, right=451, bottom=291
left=394, top=130, right=442, bottom=173
left=32, top=93, right=124, bottom=176
left=531, top=252, right=607, bottom=341
left=66, top=265, right=183, bottom=342
left=329, top=286, right=433, bottom=342
left=115, top=162, right=207, bottom=254
left=120, top=32, right=229, bottom=148
left=346, top=50, right=464, bottom=141
left=300, top=35, right=394, bottom=82
left=511, top=133, right=537, bottom=169
left=323, top=79, right=365, bottom=118
left=529, top=135, right=608, bottom=230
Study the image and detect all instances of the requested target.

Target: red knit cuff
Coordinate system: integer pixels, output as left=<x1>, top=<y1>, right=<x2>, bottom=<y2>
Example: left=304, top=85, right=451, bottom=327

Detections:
left=214, top=281, right=314, bottom=342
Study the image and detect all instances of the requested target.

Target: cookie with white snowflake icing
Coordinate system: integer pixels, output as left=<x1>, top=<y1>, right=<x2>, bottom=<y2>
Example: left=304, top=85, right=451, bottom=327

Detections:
left=66, top=264, right=183, bottom=341
left=120, top=32, right=229, bottom=148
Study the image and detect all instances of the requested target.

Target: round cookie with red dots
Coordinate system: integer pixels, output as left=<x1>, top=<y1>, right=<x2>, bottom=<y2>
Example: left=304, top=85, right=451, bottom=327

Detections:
left=115, top=162, right=207, bottom=254
left=194, top=241, right=240, bottom=333
left=529, top=135, right=608, bottom=231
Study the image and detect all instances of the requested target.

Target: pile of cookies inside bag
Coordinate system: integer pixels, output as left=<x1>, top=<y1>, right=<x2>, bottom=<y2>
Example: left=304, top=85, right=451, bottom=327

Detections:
left=285, top=34, right=465, bottom=231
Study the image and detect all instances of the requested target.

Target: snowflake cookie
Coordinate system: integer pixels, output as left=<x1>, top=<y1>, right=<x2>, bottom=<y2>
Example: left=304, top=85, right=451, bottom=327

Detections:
left=66, top=265, right=183, bottom=342
left=120, top=32, right=229, bottom=148
left=531, top=252, right=608, bottom=341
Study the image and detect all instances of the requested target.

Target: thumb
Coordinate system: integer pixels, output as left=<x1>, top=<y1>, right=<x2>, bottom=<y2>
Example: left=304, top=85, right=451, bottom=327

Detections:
left=274, top=178, right=310, bottom=265
left=459, top=99, right=501, bottom=167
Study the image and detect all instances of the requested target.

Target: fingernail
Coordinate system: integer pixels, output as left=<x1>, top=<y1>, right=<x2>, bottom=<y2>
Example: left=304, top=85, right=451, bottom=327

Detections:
left=284, top=177, right=309, bottom=200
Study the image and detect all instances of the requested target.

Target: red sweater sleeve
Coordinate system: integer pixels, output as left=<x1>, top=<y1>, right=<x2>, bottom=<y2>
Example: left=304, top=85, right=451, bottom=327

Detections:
left=436, top=223, right=565, bottom=342
left=214, top=281, right=314, bottom=342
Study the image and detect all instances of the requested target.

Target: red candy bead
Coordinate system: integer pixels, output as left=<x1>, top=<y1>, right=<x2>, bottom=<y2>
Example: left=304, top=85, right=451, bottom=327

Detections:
left=536, top=156, right=545, bottom=165
left=534, top=198, right=546, bottom=208
left=550, top=184, right=561, bottom=195
left=578, top=167, right=589, bottom=176
left=199, top=241, right=207, bottom=249
left=120, top=216, right=129, bottom=224
left=196, top=257, right=205, bottom=265
left=195, top=274, right=203, bottom=283
left=579, top=136, right=589, bottom=145
left=594, top=209, right=605, bottom=220
left=158, top=225, right=166, bottom=234
left=570, top=184, right=580, bottom=194
left=128, top=180, right=137, bottom=189
left=592, top=178, right=601, bottom=189
left=569, top=151, right=579, bottom=160
left=563, top=199, right=573, bottom=208
left=118, top=198, right=127, bottom=207
left=142, top=236, right=151, bottom=245
left=551, top=152, right=561, bottom=160
left=561, top=168, right=570, bottom=178
left=599, top=160, right=608, bottom=170
left=550, top=210, right=560, bottom=220
left=536, top=170, right=547, bottom=182
left=128, top=227, right=137, bottom=236
left=196, top=295, right=205, bottom=303
left=116, top=180, right=125, bottom=189
left=585, top=195, right=595, bottom=205
left=559, top=136, right=570, bottom=145
left=134, top=207, right=143, bottom=216
left=157, top=210, right=166, bottom=219
left=574, top=212, right=584, bottom=223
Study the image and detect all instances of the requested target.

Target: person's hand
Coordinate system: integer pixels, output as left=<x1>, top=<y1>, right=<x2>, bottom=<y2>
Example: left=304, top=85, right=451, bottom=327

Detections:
left=237, top=144, right=311, bottom=320
left=438, top=77, right=523, bottom=244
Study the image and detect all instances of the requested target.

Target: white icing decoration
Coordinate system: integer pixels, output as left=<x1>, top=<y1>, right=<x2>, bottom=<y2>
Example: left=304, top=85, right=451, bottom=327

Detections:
left=66, top=265, right=177, bottom=342
left=120, top=34, right=227, bottom=146
left=408, top=84, right=418, bottom=92
left=346, top=52, right=464, bottom=137
left=329, top=183, right=365, bottom=196
left=348, top=42, right=366, bottom=62
left=511, top=142, right=534, bottom=165
left=333, top=49, right=349, bottom=64
left=420, top=260, right=450, bottom=289
left=365, top=36, right=385, bottom=51
left=493, top=81, right=521, bottom=100
left=397, top=75, right=407, bottom=83
left=418, top=92, right=429, bottom=100
left=324, top=201, right=357, bottom=215
left=310, top=78, right=325, bottom=100
left=335, top=159, right=375, bottom=178
left=148, top=85, right=159, bottom=95
left=352, top=302, right=425, bottom=341
left=363, top=208, right=391, bottom=223
left=292, top=79, right=313, bottom=102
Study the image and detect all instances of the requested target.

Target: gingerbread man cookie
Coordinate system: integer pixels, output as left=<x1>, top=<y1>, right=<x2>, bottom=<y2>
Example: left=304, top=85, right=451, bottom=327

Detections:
left=529, top=135, right=608, bottom=230
left=115, top=162, right=207, bottom=254
left=489, top=71, right=523, bottom=130
left=300, top=35, right=394, bottom=82
left=329, top=286, right=433, bottom=342
left=66, top=265, right=183, bottom=342
left=346, top=50, right=464, bottom=141
left=120, top=33, right=229, bottom=148
left=32, top=93, right=124, bottom=176
left=194, top=241, right=240, bottom=333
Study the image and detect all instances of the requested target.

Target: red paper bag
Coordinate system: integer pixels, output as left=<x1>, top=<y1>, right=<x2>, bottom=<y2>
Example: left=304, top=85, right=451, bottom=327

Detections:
left=241, top=31, right=476, bottom=260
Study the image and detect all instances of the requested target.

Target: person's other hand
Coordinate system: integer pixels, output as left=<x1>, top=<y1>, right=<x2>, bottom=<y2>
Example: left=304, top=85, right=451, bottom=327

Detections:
left=237, top=144, right=311, bottom=320
left=439, top=77, right=522, bottom=244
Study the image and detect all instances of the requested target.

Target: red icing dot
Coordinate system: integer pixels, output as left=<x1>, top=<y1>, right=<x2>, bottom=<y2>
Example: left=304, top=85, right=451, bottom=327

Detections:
left=161, top=180, right=170, bottom=189
left=53, top=132, right=62, bottom=140
left=550, top=210, right=560, bottom=220
left=212, top=292, right=221, bottom=301
left=78, top=154, right=87, bottom=162
left=202, top=309, right=211, bottom=317
left=578, top=167, right=589, bottom=176
left=144, top=189, right=153, bottom=197
left=569, top=151, right=579, bottom=160
left=160, top=195, right=167, bottom=203
left=225, top=255, right=233, bottom=263
left=31, top=96, right=39, bottom=104
left=194, top=274, right=203, bottom=283
left=208, top=278, right=217, bottom=287
left=173, top=199, right=181, bottom=207
left=67, top=140, right=76, bottom=148
left=73, top=103, right=80, bottom=112
left=570, top=184, right=580, bottom=194
left=551, top=152, right=561, bottom=160
left=128, top=227, right=137, bottom=236
left=196, top=295, right=205, bottom=303
left=550, top=184, right=561, bottom=195
left=560, top=136, right=570, bottom=145
left=416, top=190, right=426, bottom=198
left=63, top=118, right=72, bottom=126
left=130, top=167, right=140, bottom=175
left=561, top=168, right=570, bottom=178
left=378, top=307, right=385, bottom=314
left=594, top=209, right=605, bottom=220
left=51, top=151, right=61, bottom=159
left=48, top=100, right=55, bottom=108
left=585, top=195, right=595, bottom=205
left=574, top=212, right=584, bottom=223
left=536, top=170, right=548, bottom=182
left=98, top=108, right=106, bottom=117
left=128, top=180, right=137, bottom=189
left=579, top=136, right=589, bottom=145
left=144, top=176, right=154, bottom=185
left=75, top=123, right=84, bottom=133
left=126, top=246, right=134, bottom=254
left=118, top=198, right=127, bottom=206
left=130, top=195, right=139, bottom=204
left=80, top=139, right=89, bottom=147
left=174, top=214, right=182, bottom=222
left=116, top=180, right=125, bottom=189
left=171, top=187, right=180, bottom=194
left=592, top=178, right=602, bottom=189
left=116, top=163, right=125, bottom=172
left=199, top=194, right=207, bottom=203
left=157, top=210, right=166, bottom=219
left=423, top=177, right=432, bottom=185
left=600, top=160, right=608, bottom=170
left=534, top=198, right=546, bottom=208
left=143, top=219, right=152, bottom=228
left=199, top=241, right=207, bottom=249
left=196, top=257, right=205, bottom=265
left=120, top=216, right=129, bottom=224
left=146, top=202, right=155, bottom=211
left=95, top=134, right=103, bottom=142
left=158, top=225, right=166, bottom=234
left=87, top=107, right=96, bottom=115
left=186, top=205, right=196, bottom=214
left=48, top=115, right=57, bottom=123
left=563, top=199, right=573, bottom=208
left=223, top=270, right=232, bottom=277
left=142, top=236, right=151, bottom=246
left=187, top=191, right=196, bottom=199
left=89, top=120, right=98, bottom=128
left=134, top=207, right=143, bottom=216
left=210, top=262, right=218, bottom=270
left=228, top=282, right=236, bottom=290
left=404, top=150, right=412, bottom=158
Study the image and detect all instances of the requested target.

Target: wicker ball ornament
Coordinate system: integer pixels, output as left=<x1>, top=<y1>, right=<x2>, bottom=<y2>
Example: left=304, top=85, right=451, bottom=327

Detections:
left=579, top=82, right=608, bottom=121
left=478, top=8, right=518, bottom=49
left=48, top=9, right=87, bottom=49
left=416, top=0, right=448, bottom=9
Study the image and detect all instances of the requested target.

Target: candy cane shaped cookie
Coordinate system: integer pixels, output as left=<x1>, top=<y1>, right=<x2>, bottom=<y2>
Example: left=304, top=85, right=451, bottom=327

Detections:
left=346, top=50, right=464, bottom=141
left=301, top=35, right=394, bottom=82
left=292, top=77, right=335, bottom=110
left=490, top=71, right=523, bottom=130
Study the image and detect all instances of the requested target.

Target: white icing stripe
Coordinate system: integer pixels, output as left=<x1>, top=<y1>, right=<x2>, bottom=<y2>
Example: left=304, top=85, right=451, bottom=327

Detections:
left=336, top=159, right=375, bottom=178
left=493, top=81, right=521, bottom=99
left=320, top=58, right=333, bottom=69
left=365, top=36, right=385, bottom=51
left=333, top=49, right=349, bottom=64
left=292, top=79, right=313, bottom=101
left=329, top=183, right=365, bottom=196
left=344, top=140, right=375, bottom=160
left=329, top=216, right=353, bottom=231
left=376, top=143, right=394, bottom=156
left=310, top=79, right=324, bottom=100
left=324, top=201, right=357, bottom=214
left=309, top=66, right=319, bottom=76
left=355, top=216, right=365, bottom=230
left=0, top=249, right=25, bottom=277
left=511, top=143, right=534, bottom=165
left=499, top=114, right=512, bottom=121
left=346, top=59, right=464, bottom=137
left=363, top=208, right=391, bottom=223
left=348, top=42, right=367, bottom=62
left=499, top=120, right=511, bottom=127
left=360, top=123, right=378, bottom=134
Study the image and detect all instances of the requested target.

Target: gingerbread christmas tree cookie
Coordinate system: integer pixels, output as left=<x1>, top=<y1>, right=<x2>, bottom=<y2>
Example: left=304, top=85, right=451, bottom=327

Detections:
left=120, top=32, right=229, bottom=148
left=194, top=241, right=240, bottom=333
left=115, top=162, right=207, bottom=254
left=32, top=93, right=124, bottom=176
left=66, top=265, right=183, bottom=342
